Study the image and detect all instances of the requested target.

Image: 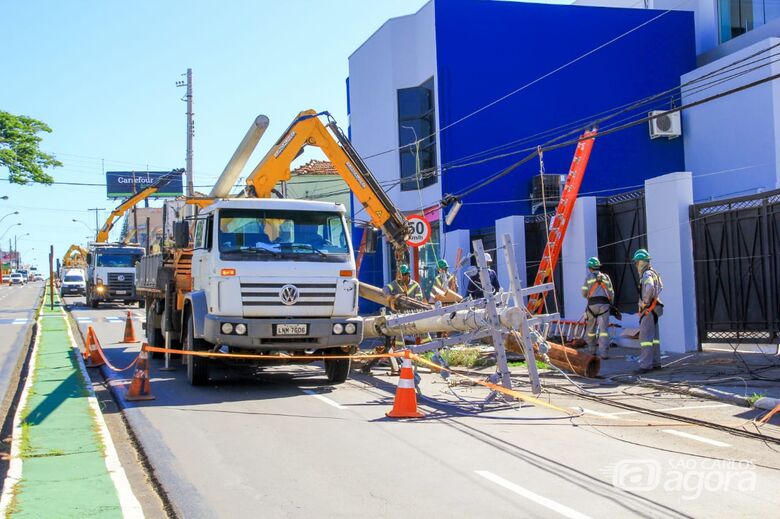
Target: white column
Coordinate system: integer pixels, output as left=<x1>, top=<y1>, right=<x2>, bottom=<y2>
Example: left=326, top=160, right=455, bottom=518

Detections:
left=443, top=229, right=471, bottom=295
left=645, top=172, right=698, bottom=353
left=561, top=197, right=598, bottom=320
left=495, top=215, right=526, bottom=290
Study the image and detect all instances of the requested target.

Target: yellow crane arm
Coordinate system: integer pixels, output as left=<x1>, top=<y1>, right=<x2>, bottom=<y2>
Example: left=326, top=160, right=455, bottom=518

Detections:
left=244, top=110, right=411, bottom=250
left=96, top=187, right=161, bottom=243
left=62, top=244, right=88, bottom=268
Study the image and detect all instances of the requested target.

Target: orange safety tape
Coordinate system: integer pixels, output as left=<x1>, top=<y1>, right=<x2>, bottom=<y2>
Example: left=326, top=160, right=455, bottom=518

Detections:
left=410, top=353, right=572, bottom=415
left=143, top=345, right=405, bottom=362
left=93, top=340, right=140, bottom=372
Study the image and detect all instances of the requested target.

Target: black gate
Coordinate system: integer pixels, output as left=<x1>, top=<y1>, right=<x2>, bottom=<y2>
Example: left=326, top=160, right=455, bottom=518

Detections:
left=525, top=214, right=564, bottom=312
left=691, top=189, right=780, bottom=344
left=597, top=189, right=647, bottom=314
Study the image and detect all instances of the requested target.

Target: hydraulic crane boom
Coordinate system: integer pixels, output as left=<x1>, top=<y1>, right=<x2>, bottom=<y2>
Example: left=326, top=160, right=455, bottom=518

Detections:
left=244, top=110, right=412, bottom=251
left=96, top=171, right=182, bottom=243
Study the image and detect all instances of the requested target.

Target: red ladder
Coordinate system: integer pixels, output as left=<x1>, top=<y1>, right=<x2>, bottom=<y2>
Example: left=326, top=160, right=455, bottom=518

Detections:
left=527, top=130, right=597, bottom=314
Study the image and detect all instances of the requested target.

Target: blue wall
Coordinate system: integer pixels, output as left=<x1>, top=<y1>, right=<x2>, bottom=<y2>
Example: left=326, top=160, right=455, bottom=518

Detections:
left=434, top=0, right=696, bottom=231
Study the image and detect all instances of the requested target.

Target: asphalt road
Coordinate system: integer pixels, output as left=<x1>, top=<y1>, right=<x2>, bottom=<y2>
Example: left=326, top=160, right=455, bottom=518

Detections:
left=65, top=297, right=780, bottom=519
left=0, top=281, right=43, bottom=413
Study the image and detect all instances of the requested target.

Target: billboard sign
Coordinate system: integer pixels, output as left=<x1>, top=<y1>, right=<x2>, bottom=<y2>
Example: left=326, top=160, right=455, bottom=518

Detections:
left=106, top=170, right=183, bottom=199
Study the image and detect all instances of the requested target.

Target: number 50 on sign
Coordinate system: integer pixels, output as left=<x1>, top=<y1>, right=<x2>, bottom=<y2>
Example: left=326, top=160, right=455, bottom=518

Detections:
left=405, top=215, right=432, bottom=247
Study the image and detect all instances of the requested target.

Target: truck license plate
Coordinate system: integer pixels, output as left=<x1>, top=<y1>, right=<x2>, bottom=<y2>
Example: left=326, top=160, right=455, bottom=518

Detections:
left=275, top=324, right=308, bottom=336
left=115, top=290, right=127, bottom=295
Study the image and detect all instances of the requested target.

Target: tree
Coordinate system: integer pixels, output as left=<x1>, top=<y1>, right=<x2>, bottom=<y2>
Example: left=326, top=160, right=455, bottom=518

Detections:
left=0, top=110, right=62, bottom=185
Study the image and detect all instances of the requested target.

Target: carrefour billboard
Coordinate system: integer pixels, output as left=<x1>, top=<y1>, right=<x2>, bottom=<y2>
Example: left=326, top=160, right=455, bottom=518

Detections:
left=106, top=170, right=183, bottom=199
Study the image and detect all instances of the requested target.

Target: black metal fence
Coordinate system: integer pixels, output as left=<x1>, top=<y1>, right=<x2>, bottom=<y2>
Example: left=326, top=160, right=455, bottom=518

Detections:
left=525, top=214, right=565, bottom=312
left=597, top=189, right=647, bottom=314
left=690, top=189, right=780, bottom=344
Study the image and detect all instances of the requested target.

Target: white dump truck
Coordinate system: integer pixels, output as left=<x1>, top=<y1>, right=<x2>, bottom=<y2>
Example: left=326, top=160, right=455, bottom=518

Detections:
left=136, top=198, right=362, bottom=385
left=85, top=243, right=145, bottom=308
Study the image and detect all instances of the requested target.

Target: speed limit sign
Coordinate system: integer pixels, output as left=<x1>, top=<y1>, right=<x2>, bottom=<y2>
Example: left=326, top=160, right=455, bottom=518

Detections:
left=405, top=215, right=432, bottom=247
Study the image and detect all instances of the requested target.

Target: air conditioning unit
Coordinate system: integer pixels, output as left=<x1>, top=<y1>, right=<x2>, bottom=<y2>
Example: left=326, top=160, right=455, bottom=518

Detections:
left=648, top=110, right=681, bottom=139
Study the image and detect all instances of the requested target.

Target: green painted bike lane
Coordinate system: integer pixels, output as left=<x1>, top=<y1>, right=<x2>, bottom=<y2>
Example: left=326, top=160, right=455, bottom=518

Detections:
left=1, top=287, right=129, bottom=518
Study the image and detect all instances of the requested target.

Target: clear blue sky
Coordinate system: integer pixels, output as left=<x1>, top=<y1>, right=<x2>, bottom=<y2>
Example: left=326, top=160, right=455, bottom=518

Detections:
left=1, top=0, right=574, bottom=269
left=0, top=0, right=438, bottom=268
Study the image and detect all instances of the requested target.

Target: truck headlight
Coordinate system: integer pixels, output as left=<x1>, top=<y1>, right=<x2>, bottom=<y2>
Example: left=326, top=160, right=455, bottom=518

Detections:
left=96, top=285, right=105, bottom=293
left=221, top=322, right=234, bottom=334
left=332, top=323, right=344, bottom=335
left=235, top=323, right=247, bottom=335
left=344, top=323, right=356, bottom=335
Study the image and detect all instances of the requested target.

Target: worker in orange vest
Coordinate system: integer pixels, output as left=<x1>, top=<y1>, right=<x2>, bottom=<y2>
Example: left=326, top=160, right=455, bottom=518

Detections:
left=581, top=257, right=614, bottom=359
left=634, top=249, right=664, bottom=374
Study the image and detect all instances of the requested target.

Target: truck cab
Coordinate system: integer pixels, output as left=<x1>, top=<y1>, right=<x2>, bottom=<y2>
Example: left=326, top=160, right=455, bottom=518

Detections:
left=186, top=198, right=362, bottom=354
left=86, top=243, right=145, bottom=308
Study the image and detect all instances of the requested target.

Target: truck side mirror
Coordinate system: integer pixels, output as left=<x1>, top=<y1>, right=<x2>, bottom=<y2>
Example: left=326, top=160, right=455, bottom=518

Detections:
left=364, top=227, right=378, bottom=254
left=174, top=221, right=190, bottom=248
left=86, top=253, right=92, bottom=265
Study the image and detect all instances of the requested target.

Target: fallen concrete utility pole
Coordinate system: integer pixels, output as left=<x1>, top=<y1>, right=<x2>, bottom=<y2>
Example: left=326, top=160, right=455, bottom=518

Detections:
left=363, top=303, right=523, bottom=337
left=361, top=234, right=600, bottom=398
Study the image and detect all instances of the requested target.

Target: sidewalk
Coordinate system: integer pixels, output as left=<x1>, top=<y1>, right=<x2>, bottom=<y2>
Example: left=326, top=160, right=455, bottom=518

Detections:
left=596, top=344, right=780, bottom=407
left=0, top=287, right=141, bottom=518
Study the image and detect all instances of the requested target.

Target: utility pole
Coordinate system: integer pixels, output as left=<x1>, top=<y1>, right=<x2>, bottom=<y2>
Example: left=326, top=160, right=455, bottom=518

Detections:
left=176, top=68, right=194, bottom=217
left=87, top=208, right=106, bottom=240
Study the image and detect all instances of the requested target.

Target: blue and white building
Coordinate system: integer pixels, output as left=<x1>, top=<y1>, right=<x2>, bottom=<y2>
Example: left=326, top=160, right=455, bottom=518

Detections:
left=347, top=0, right=780, bottom=352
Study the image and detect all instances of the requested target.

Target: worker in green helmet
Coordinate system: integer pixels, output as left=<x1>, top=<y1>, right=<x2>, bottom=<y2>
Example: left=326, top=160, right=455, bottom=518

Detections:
left=433, top=258, right=458, bottom=293
left=381, top=263, right=430, bottom=358
left=633, top=249, right=664, bottom=374
left=581, top=256, right=614, bottom=359
left=383, top=263, right=423, bottom=302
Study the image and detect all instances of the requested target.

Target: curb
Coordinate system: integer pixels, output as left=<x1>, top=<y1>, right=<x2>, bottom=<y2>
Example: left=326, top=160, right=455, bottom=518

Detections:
left=755, top=396, right=780, bottom=411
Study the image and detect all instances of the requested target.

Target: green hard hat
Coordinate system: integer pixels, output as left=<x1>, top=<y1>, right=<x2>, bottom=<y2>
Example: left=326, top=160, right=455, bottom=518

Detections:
left=437, top=259, right=449, bottom=269
left=632, top=248, right=651, bottom=262
left=586, top=257, right=601, bottom=269
left=399, top=264, right=410, bottom=275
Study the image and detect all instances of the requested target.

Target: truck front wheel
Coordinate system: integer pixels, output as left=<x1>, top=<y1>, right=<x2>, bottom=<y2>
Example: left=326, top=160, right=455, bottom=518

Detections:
left=186, top=314, right=209, bottom=386
left=324, top=351, right=351, bottom=384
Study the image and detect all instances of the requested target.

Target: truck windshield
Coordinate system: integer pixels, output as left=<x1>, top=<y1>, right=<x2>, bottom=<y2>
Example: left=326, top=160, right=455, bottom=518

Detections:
left=96, top=254, right=140, bottom=267
left=219, top=209, right=349, bottom=261
left=64, top=275, right=84, bottom=282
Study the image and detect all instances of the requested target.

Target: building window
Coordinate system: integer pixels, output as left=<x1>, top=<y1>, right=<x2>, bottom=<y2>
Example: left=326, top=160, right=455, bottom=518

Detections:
left=719, top=1, right=780, bottom=42
left=397, top=78, right=437, bottom=191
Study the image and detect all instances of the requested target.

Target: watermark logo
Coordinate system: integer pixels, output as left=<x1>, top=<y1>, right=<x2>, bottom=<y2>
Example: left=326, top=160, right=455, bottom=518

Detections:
left=603, top=459, right=756, bottom=500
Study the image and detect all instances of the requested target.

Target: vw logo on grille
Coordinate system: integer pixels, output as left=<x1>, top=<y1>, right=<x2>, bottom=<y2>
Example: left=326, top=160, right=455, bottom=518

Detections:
left=117, top=275, right=125, bottom=282
left=279, top=284, right=299, bottom=306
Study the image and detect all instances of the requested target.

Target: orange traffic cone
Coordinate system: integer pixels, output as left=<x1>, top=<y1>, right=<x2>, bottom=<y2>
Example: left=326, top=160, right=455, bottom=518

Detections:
left=125, top=344, right=155, bottom=401
left=386, top=351, right=423, bottom=418
left=122, top=310, right=139, bottom=343
left=83, top=326, right=105, bottom=367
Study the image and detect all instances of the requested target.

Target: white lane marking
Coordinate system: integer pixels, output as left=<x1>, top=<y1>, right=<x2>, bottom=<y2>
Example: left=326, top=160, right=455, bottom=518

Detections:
left=0, top=310, right=41, bottom=514
left=662, top=429, right=731, bottom=448
left=302, top=389, right=346, bottom=409
left=659, top=403, right=731, bottom=412
left=65, top=308, right=144, bottom=517
left=476, top=470, right=593, bottom=519
left=594, top=403, right=732, bottom=418
left=581, top=408, right=623, bottom=420
left=12, top=319, right=28, bottom=324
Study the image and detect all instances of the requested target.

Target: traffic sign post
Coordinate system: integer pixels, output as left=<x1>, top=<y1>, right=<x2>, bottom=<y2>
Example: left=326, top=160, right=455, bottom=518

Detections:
left=406, top=215, right=431, bottom=284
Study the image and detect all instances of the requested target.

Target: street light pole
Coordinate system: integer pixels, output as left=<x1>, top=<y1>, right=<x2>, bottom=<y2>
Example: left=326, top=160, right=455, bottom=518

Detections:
left=14, top=233, right=29, bottom=269
left=0, top=211, right=19, bottom=226
left=86, top=209, right=105, bottom=240
left=0, top=222, right=21, bottom=242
